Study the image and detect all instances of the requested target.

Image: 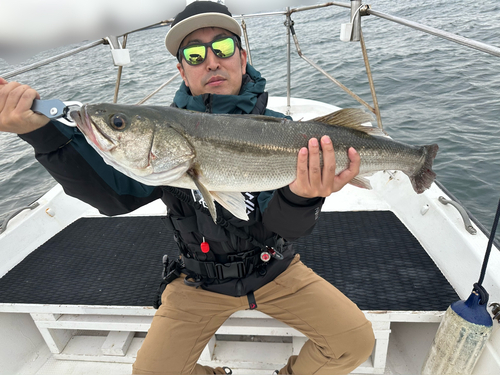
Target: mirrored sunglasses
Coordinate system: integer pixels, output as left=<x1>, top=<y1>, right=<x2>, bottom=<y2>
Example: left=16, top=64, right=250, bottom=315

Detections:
left=179, top=36, right=238, bottom=66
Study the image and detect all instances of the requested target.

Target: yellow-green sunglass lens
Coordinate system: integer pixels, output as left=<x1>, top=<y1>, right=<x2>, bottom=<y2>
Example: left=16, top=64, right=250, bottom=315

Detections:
left=183, top=45, right=206, bottom=65
left=211, top=38, right=235, bottom=58
left=182, top=37, right=236, bottom=65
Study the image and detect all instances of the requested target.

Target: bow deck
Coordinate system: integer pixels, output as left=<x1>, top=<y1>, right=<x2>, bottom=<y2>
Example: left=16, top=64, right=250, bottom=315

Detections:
left=0, top=212, right=458, bottom=310
left=0, top=211, right=458, bottom=374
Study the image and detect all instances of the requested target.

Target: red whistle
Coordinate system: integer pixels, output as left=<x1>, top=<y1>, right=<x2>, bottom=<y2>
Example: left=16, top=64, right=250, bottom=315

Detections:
left=201, top=238, right=210, bottom=253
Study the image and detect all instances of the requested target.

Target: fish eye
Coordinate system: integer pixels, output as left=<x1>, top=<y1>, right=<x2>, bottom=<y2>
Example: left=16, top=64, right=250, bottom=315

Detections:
left=110, top=113, right=128, bottom=130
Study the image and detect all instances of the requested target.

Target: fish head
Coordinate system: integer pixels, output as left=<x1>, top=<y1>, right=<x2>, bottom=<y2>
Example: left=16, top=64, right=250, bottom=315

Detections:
left=70, top=103, right=195, bottom=185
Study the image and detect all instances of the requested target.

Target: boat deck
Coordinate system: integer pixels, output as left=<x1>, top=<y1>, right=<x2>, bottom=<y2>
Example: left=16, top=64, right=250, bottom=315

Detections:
left=0, top=211, right=458, bottom=310
left=0, top=211, right=459, bottom=374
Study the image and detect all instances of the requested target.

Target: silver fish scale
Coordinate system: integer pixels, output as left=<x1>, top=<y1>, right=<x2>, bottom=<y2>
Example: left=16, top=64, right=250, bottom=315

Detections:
left=78, top=104, right=436, bottom=195
left=176, top=111, right=427, bottom=192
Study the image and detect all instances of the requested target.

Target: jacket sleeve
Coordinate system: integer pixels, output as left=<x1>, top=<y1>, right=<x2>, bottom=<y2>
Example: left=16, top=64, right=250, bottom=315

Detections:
left=259, top=186, right=325, bottom=241
left=18, top=120, right=163, bottom=216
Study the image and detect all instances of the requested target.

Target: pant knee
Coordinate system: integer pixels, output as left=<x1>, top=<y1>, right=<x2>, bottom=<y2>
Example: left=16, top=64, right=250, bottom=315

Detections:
left=356, top=321, right=376, bottom=360
left=319, top=321, right=374, bottom=372
left=339, top=321, right=375, bottom=368
left=287, top=322, right=375, bottom=375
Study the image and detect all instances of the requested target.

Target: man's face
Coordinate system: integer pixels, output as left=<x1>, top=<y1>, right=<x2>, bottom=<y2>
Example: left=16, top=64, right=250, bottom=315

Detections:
left=177, top=27, right=247, bottom=96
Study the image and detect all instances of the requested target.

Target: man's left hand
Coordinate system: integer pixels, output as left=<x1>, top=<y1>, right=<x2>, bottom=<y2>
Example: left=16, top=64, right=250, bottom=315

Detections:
left=289, top=135, right=360, bottom=198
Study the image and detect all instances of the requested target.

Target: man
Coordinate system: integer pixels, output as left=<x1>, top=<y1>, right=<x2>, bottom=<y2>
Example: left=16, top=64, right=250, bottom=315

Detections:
left=0, top=2, right=374, bottom=374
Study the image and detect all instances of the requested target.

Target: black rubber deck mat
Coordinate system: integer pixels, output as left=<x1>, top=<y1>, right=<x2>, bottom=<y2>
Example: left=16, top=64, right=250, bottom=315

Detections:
left=0, top=211, right=459, bottom=310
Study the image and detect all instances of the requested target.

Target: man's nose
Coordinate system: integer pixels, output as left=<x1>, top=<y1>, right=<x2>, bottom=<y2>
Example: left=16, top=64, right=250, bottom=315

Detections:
left=204, top=48, right=220, bottom=70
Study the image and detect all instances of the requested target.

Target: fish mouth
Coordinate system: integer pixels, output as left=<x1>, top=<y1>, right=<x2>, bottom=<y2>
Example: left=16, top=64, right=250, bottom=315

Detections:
left=70, top=106, right=115, bottom=152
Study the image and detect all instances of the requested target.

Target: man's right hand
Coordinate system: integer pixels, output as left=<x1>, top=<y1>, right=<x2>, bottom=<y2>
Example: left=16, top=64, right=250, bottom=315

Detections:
left=0, top=77, right=50, bottom=134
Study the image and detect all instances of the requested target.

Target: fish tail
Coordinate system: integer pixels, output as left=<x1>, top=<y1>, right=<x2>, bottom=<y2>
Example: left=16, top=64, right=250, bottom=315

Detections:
left=410, top=144, right=439, bottom=194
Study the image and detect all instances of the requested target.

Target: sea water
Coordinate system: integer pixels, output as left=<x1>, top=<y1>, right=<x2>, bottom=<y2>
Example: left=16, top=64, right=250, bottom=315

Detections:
left=0, top=0, right=499, bottom=242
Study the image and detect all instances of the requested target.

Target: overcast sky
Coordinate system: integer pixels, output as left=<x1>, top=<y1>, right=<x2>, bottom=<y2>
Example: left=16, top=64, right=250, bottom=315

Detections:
left=1, top=0, right=321, bottom=64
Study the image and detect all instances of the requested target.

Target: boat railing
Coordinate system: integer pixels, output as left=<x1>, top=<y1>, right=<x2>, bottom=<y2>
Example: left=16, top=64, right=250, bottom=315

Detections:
left=2, top=1, right=500, bottom=234
left=2, top=2, right=499, bottom=127
left=0, top=1, right=499, bottom=220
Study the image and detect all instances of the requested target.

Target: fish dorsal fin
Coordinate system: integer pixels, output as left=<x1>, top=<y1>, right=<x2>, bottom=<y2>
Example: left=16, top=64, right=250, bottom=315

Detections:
left=240, top=114, right=285, bottom=123
left=313, top=108, right=373, bottom=126
left=312, top=108, right=387, bottom=137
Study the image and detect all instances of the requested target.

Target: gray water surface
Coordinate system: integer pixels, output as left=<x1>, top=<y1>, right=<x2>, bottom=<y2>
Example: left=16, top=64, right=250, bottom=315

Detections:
left=1, top=1, right=499, bottom=241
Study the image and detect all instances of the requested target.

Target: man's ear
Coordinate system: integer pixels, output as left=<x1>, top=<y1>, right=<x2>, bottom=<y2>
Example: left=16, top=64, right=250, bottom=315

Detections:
left=177, top=62, right=189, bottom=87
left=240, top=49, right=247, bottom=75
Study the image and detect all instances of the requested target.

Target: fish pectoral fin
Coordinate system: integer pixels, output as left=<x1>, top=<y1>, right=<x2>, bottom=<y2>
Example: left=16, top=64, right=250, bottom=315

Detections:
left=187, top=170, right=249, bottom=222
left=188, top=172, right=218, bottom=223
left=313, top=108, right=388, bottom=137
left=349, top=176, right=373, bottom=190
left=211, top=191, right=249, bottom=221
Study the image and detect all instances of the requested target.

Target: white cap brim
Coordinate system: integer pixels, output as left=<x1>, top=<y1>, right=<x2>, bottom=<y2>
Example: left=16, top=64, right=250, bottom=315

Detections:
left=165, top=13, right=241, bottom=56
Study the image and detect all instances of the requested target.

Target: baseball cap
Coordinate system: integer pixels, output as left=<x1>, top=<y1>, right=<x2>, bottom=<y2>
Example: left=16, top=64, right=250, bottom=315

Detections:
left=165, top=1, right=242, bottom=56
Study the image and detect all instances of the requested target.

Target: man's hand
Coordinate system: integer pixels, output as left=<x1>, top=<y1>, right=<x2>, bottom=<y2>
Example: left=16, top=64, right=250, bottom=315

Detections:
left=0, top=77, right=50, bottom=134
left=289, top=135, right=360, bottom=198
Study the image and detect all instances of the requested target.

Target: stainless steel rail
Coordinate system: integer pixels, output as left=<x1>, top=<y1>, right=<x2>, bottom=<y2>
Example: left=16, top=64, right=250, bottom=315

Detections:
left=240, top=19, right=253, bottom=66
left=290, top=2, right=350, bottom=13
left=234, top=2, right=500, bottom=59
left=113, top=35, right=128, bottom=104
left=286, top=8, right=293, bottom=115
left=1, top=40, right=105, bottom=79
left=136, top=73, right=180, bottom=105
left=286, top=4, right=381, bottom=127
left=439, top=196, right=477, bottom=235
left=0, top=202, right=40, bottom=235
left=366, top=7, right=500, bottom=58
left=2, top=2, right=499, bottom=102
left=290, top=30, right=373, bottom=112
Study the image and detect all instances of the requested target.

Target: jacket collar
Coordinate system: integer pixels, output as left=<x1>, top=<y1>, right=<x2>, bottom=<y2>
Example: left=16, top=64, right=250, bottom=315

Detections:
left=173, top=63, right=267, bottom=114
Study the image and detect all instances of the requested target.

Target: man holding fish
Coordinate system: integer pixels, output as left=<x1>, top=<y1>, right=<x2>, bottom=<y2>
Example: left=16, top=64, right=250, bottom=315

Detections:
left=0, top=2, right=378, bottom=374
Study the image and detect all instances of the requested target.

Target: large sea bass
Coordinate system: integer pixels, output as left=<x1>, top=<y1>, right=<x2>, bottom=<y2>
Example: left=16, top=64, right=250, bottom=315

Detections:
left=70, top=104, right=438, bottom=221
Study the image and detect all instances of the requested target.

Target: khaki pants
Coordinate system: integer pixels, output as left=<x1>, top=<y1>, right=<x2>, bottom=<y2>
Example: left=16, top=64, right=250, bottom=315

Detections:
left=133, top=255, right=374, bottom=375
